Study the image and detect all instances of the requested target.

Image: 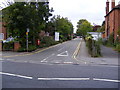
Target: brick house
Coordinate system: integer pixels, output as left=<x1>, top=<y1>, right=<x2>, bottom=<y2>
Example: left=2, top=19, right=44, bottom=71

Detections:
left=105, top=0, right=120, bottom=41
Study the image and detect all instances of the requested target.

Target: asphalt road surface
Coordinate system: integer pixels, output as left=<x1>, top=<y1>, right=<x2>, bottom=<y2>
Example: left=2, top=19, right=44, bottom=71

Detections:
left=0, top=38, right=120, bottom=88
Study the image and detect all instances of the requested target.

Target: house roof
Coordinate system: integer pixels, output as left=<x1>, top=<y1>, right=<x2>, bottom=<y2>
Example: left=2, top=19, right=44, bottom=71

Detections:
left=105, top=4, right=120, bottom=17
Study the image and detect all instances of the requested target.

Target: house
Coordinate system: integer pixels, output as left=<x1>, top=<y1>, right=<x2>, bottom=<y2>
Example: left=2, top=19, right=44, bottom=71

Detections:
left=105, top=0, right=120, bottom=41
left=87, top=32, right=102, bottom=41
left=93, top=25, right=101, bottom=32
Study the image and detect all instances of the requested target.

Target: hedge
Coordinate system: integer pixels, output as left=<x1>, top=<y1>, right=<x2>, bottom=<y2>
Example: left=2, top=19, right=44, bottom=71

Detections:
left=86, top=38, right=101, bottom=57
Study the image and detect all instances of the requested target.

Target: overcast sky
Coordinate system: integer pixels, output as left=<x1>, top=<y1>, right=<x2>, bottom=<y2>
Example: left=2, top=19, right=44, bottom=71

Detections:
left=0, top=0, right=120, bottom=33
left=49, top=0, right=120, bottom=33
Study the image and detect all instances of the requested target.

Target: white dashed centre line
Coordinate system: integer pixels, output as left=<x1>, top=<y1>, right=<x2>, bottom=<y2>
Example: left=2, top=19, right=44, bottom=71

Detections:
left=0, top=72, right=33, bottom=79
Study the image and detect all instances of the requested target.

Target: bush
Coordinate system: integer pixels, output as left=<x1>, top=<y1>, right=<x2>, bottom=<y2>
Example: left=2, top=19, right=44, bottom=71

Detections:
left=41, top=36, right=54, bottom=45
left=2, top=41, right=14, bottom=51
left=116, top=44, right=120, bottom=52
left=102, top=38, right=108, bottom=45
left=108, top=33, right=114, bottom=46
left=86, top=38, right=92, bottom=55
left=18, top=45, right=37, bottom=52
left=86, top=38, right=101, bottom=57
left=93, top=41, right=101, bottom=57
left=39, top=36, right=57, bottom=47
left=28, top=45, right=37, bottom=52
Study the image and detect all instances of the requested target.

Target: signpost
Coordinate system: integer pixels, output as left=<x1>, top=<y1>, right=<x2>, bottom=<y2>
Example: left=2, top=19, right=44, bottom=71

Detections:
left=26, top=28, right=29, bottom=52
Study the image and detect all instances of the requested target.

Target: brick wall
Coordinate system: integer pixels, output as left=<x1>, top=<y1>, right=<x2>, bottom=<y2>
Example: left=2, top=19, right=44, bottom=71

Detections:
left=0, top=22, right=7, bottom=40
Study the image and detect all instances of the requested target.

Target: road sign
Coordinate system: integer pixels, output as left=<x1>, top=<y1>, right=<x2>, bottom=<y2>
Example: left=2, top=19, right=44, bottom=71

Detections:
left=27, top=28, right=29, bottom=32
left=55, top=32, right=59, bottom=41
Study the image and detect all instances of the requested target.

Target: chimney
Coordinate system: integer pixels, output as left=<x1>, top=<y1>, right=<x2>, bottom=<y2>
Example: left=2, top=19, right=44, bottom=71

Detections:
left=106, top=0, right=109, bottom=14
left=111, top=0, right=115, bottom=9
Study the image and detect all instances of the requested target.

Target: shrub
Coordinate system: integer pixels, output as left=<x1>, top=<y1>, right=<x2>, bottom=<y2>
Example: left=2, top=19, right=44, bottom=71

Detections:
left=28, top=45, right=37, bottom=52
left=114, top=37, right=119, bottom=47
left=2, top=41, right=14, bottom=51
left=93, top=41, right=101, bottom=57
left=108, top=33, right=114, bottom=46
left=116, top=44, right=120, bottom=52
left=102, top=38, right=108, bottom=45
left=86, top=38, right=92, bottom=55
left=18, top=45, right=37, bottom=52
left=40, top=36, right=57, bottom=47
left=86, top=38, right=101, bottom=57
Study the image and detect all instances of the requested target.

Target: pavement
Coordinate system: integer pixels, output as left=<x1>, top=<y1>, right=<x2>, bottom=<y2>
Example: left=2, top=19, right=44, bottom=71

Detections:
left=77, top=39, right=120, bottom=66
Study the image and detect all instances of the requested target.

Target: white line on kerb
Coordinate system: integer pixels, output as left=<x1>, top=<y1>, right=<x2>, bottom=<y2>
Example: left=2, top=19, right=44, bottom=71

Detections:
left=93, top=78, right=120, bottom=83
left=38, top=78, right=90, bottom=81
left=0, top=72, right=33, bottom=79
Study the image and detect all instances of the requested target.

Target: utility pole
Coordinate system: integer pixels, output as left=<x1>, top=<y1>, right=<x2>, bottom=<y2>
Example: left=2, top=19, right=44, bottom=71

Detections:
left=26, top=28, right=29, bottom=52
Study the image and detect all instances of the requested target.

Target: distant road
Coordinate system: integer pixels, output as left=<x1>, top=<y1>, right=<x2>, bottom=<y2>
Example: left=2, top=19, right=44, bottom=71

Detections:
left=1, top=38, right=119, bottom=88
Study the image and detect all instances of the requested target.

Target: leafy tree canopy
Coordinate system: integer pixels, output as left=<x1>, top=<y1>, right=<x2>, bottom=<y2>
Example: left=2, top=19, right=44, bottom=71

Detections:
left=49, top=15, right=73, bottom=40
left=2, top=2, right=53, bottom=46
left=76, top=19, right=92, bottom=37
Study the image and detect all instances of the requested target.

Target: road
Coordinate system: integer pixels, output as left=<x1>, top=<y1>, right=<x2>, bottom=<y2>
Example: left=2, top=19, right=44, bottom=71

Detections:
left=0, top=38, right=120, bottom=88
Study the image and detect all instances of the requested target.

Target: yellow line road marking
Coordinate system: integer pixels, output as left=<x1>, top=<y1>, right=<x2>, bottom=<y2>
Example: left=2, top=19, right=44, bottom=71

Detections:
left=72, top=39, right=82, bottom=60
left=1, top=41, right=68, bottom=58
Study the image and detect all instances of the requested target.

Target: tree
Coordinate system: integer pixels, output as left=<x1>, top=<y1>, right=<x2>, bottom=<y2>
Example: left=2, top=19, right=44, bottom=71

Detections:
left=2, top=2, right=53, bottom=47
left=50, top=15, right=73, bottom=40
left=97, top=21, right=105, bottom=32
left=76, top=19, right=92, bottom=37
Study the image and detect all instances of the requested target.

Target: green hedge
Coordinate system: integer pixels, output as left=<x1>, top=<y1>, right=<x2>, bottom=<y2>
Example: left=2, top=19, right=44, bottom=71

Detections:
left=40, top=36, right=57, bottom=47
left=86, top=38, right=101, bottom=57
left=2, top=41, right=14, bottom=51
left=116, top=44, right=120, bottom=52
left=18, top=45, right=37, bottom=52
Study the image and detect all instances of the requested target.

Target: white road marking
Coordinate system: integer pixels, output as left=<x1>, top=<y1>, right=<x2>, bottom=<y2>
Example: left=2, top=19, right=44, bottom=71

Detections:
left=93, top=78, right=120, bottom=83
left=0, top=58, right=4, bottom=61
left=41, top=53, right=55, bottom=62
left=58, top=47, right=64, bottom=51
left=57, top=51, right=68, bottom=57
left=63, top=62, right=73, bottom=64
left=38, top=78, right=90, bottom=81
left=54, top=62, right=61, bottom=64
left=0, top=72, right=33, bottom=79
left=0, top=71, right=120, bottom=83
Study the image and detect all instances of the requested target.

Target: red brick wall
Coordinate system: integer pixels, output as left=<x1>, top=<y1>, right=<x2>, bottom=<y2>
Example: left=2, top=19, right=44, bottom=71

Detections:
left=0, top=22, right=7, bottom=40
left=14, top=42, right=21, bottom=51
left=109, top=11, right=113, bottom=35
left=105, top=16, right=109, bottom=38
left=114, top=9, right=120, bottom=40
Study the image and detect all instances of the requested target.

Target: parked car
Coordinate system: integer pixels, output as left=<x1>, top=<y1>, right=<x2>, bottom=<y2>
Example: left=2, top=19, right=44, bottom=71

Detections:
left=2, top=37, right=14, bottom=43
